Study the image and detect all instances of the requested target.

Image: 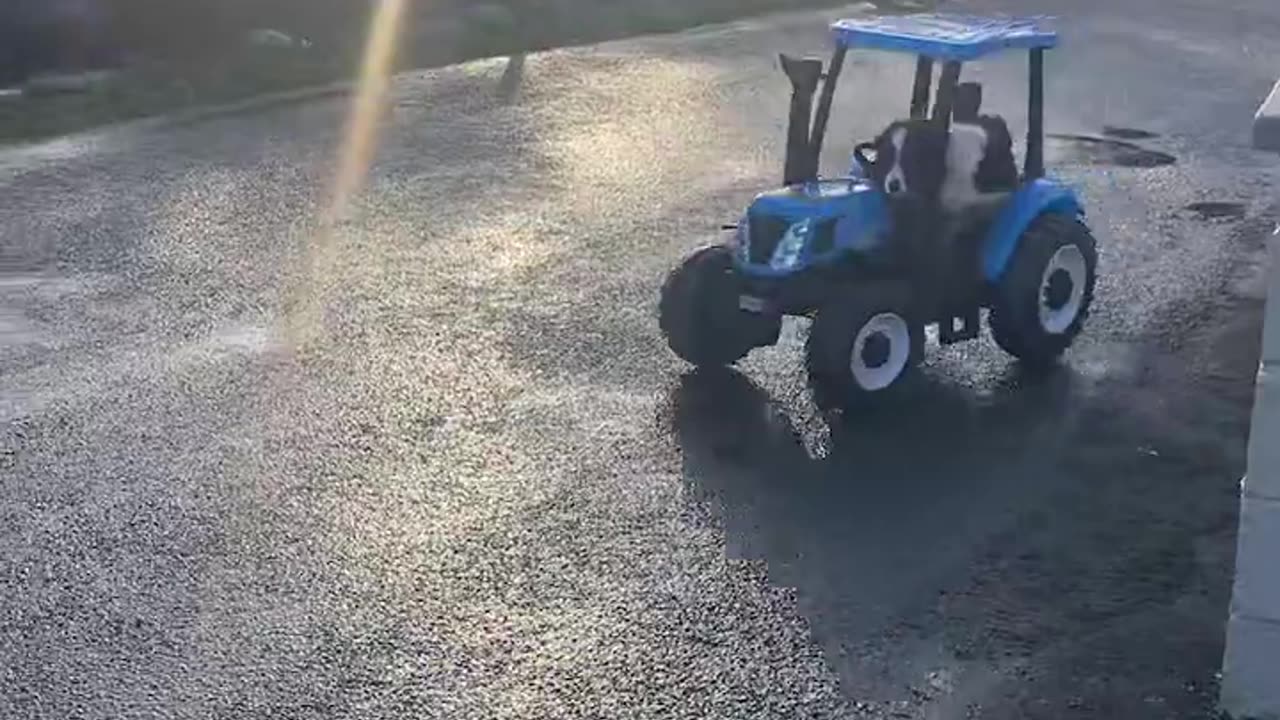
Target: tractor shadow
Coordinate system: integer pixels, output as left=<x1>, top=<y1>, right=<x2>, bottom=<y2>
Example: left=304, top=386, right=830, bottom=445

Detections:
left=666, top=362, right=1097, bottom=699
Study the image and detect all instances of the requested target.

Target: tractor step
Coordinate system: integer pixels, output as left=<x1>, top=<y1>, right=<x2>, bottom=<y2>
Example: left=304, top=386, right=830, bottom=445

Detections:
left=938, top=307, right=980, bottom=344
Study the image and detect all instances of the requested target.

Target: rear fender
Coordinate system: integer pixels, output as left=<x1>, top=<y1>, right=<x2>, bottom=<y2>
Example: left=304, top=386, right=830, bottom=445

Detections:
left=981, top=178, right=1084, bottom=283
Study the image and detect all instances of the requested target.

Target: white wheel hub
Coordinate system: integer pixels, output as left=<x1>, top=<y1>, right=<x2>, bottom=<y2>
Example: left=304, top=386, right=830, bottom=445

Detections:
left=1038, top=244, right=1087, bottom=335
left=850, top=312, right=911, bottom=391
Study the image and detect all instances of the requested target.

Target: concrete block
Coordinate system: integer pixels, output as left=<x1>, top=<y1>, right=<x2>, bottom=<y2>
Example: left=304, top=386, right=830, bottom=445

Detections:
left=1255, top=79, right=1280, bottom=152
left=1230, top=495, right=1280, bottom=621
left=1246, top=367, right=1280, bottom=501
left=1222, top=182, right=1280, bottom=719
left=1222, top=614, right=1280, bottom=720
left=1263, top=237, right=1280, bottom=365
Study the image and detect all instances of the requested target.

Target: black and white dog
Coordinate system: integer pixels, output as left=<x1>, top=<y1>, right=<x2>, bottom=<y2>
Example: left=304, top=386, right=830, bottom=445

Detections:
left=865, top=115, right=1019, bottom=219
left=858, top=114, right=1020, bottom=296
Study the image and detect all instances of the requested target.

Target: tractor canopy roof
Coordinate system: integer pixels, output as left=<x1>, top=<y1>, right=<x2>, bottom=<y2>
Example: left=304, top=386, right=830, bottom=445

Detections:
left=830, top=14, right=1057, bottom=61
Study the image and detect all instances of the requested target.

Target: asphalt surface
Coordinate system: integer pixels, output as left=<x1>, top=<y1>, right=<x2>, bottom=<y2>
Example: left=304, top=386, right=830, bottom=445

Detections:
left=3, top=1, right=1280, bottom=718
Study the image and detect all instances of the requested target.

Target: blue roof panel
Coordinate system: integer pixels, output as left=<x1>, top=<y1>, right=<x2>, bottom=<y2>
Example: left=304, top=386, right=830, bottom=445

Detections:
left=831, top=14, right=1057, bottom=61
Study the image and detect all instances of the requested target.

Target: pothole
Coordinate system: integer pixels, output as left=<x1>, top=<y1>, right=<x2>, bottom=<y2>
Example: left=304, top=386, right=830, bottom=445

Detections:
left=1183, top=201, right=1245, bottom=222
left=1102, top=126, right=1160, bottom=140
left=1046, top=134, right=1177, bottom=168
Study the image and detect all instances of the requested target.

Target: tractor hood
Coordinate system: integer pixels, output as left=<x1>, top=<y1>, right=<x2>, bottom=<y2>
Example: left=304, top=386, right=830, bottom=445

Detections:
left=736, top=178, right=890, bottom=276
left=749, top=178, right=884, bottom=221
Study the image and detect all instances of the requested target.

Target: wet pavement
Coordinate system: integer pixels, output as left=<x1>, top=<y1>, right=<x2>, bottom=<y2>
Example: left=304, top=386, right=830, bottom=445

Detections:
left=2, top=0, right=1280, bottom=718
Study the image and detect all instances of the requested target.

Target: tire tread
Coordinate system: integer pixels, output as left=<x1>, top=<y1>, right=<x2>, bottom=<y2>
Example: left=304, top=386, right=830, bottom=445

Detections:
left=805, top=285, right=921, bottom=412
left=988, top=213, right=1098, bottom=365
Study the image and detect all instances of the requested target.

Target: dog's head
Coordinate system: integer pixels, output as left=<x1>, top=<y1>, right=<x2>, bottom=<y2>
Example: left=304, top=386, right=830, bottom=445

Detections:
left=856, top=119, right=948, bottom=201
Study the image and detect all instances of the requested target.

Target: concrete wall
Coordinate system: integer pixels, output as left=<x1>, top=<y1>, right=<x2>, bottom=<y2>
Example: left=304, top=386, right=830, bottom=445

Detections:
left=1257, top=79, right=1280, bottom=153
left=1221, top=214, right=1280, bottom=718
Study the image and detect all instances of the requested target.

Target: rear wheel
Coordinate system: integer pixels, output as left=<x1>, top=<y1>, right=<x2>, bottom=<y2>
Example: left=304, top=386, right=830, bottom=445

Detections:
left=989, top=213, right=1098, bottom=366
left=805, top=286, right=923, bottom=412
left=659, top=245, right=779, bottom=367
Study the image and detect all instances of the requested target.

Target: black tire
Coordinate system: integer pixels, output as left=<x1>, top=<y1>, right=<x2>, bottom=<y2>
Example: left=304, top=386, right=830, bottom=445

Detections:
left=989, top=213, right=1098, bottom=366
left=805, top=285, right=924, bottom=412
left=659, top=245, right=778, bottom=367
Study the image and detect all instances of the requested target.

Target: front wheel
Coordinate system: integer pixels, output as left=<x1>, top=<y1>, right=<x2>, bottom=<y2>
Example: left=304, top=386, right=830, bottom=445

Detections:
left=989, top=213, right=1098, bottom=366
left=659, top=245, right=779, bottom=367
left=805, top=286, right=923, bottom=412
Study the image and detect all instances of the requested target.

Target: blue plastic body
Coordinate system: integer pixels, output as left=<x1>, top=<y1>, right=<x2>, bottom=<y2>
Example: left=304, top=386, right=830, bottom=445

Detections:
left=830, top=14, right=1057, bottom=61
left=979, top=178, right=1083, bottom=281
left=734, top=178, right=890, bottom=278
left=730, top=13, right=1080, bottom=290
left=733, top=176, right=1083, bottom=284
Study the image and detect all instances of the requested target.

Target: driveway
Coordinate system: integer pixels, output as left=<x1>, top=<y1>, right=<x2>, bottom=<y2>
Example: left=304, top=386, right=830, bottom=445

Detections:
left=2, top=1, right=1278, bottom=717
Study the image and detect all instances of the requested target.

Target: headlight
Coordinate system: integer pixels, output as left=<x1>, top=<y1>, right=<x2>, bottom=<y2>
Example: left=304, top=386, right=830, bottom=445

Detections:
left=769, top=218, right=811, bottom=270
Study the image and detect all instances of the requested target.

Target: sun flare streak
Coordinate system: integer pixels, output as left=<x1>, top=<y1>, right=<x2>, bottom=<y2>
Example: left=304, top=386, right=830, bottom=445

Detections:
left=331, top=0, right=407, bottom=218
left=284, top=0, right=408, bottom=350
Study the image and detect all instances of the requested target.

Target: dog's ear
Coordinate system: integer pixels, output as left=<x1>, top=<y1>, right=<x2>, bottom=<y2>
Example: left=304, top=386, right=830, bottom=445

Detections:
left=898, top=122, right=949, bottom=198
left=923, top=122, right=951, bottom=153
left=916, top=123, right=951, bottom=165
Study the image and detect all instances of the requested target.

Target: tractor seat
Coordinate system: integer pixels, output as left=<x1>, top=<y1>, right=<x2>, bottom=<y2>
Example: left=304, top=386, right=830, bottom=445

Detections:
left=954, top=82, right=983, bottom=122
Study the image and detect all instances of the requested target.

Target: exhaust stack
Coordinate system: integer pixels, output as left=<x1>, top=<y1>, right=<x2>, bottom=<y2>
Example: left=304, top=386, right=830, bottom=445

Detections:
left=779, top=54, right=824, bottom=186
left=779, top=46, right=847, bottom=187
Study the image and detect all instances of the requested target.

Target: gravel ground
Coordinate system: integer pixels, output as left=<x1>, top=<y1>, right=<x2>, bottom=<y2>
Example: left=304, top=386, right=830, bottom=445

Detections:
left=2, top=1, right=1279, bottom=717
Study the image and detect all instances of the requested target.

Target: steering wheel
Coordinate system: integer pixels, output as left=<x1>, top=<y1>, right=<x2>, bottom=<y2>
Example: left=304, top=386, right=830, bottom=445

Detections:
left=853, top=141, right=878, bottom=170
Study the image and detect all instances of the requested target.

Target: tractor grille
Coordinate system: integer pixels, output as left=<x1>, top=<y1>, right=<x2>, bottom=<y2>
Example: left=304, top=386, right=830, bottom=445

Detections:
left=809, top=220, right=836, bottom=256
left=746, top=215, right=836, bottom=265
left=747, top=215, right=790, bottom=264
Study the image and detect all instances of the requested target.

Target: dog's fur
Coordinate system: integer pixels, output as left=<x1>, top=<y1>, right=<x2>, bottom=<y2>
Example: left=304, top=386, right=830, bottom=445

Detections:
left=863, top=115, right=1020, bottom=304
left=868, top=115, right=1019, bottom=216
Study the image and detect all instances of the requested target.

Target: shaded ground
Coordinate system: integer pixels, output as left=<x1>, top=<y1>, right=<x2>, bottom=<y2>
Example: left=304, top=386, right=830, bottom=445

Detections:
left=673, top=218, right=1269, bottom=717
left=0, top=0, right=915, bottom=145
left=1, top=1, right=1278, bottom=718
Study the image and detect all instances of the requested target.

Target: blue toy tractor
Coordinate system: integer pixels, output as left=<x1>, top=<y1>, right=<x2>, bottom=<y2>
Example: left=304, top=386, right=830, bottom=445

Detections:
left=658, top=14, right=1097, bottom=411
